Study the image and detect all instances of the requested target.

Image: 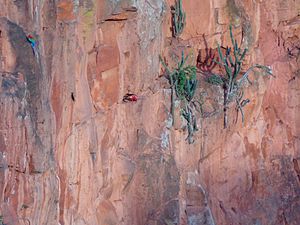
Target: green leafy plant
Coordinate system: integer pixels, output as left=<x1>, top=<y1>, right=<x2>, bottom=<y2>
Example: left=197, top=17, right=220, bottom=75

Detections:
left=207, top=25, right=273, bottom=128
left=160, top=51, right=200, bottom=144
left=171, top=0, right=186, bottom=38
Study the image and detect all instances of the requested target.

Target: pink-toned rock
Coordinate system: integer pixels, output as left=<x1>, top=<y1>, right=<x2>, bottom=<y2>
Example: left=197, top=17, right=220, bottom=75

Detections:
left=0, top=0, right=299, bottom=225
left=57, top=1, right=76, bottom=22
left=97, top=46, right=120, bottom=73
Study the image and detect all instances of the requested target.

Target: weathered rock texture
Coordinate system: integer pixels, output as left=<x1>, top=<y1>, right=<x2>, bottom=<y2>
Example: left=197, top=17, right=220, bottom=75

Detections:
left=0, top=0, right=299, bottom=224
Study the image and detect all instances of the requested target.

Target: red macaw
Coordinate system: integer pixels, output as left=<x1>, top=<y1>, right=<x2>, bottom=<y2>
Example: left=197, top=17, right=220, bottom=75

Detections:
left=123, top=93, right=138, bottom=102
left=26, top=34, right=36, bottom=48
left=26, top=34, right=37, bottom=55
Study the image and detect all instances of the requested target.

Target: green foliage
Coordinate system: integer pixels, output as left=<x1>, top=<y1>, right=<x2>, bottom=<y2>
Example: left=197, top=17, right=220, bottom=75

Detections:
left=207, top=25, right=273, bottom=128
left=171, top=0, right=186, bottom=38
left=0, top=215, right=3, bottom=225
left=160, top=51, right=199, bottom=144
left=172, top=52, right=197, bottom=100
left=207, top=74, right=224, bottom=85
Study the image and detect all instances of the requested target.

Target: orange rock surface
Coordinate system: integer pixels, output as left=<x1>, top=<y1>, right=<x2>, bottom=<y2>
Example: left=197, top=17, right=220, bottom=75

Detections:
left=0, top=0, right=299, bottom=224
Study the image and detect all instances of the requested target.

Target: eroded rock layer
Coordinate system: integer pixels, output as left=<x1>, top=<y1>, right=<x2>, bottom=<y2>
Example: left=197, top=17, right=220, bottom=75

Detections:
left=0, top=0, right=299, bottom=224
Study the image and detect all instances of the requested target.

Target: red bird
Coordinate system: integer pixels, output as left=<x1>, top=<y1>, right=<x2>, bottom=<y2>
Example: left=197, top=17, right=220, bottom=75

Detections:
left=26, top=34, right=36, bottom=55
left=27, top=34, right=34, bottom=39
left=123, top=93, right=138, bottom=102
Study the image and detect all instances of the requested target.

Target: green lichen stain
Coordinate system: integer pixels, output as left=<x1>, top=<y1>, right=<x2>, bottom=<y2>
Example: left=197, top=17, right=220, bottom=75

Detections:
left=80, top=0, right=96, bottom=38
left=226, top=0, right=241, bottom=26
left=226, top=0, right=254, bottom=47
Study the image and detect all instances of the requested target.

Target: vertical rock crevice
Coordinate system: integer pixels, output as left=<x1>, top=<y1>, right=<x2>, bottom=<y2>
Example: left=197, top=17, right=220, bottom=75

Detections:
left=0, top=0, right=299, bottom=224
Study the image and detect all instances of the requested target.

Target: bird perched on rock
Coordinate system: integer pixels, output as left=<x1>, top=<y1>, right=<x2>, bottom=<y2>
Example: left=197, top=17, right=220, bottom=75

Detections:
left=123, top=93, right=138, bottom=102
left=26, top=34, right=36, bottom=54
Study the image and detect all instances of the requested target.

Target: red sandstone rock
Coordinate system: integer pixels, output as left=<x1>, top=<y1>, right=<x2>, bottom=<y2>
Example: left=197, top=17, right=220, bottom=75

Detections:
left=0, top=0, right=299, bottom=225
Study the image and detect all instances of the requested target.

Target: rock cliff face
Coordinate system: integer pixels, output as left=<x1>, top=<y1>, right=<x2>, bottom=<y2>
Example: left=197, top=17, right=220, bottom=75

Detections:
left=0, top=0, right=299, bottom=224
